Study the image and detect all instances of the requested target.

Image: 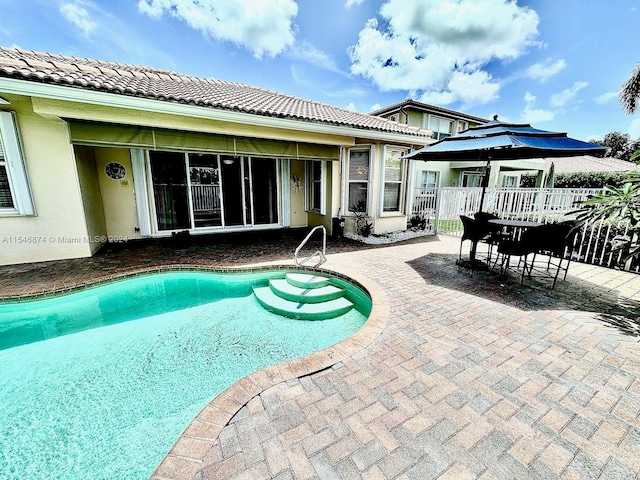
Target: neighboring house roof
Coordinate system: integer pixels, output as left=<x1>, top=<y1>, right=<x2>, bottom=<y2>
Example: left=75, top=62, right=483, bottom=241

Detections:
left=370, top=98, right=489, bottom=124
left=0, top=46, right=432, bottom=139
left=545, top=156, right=640, bottom=174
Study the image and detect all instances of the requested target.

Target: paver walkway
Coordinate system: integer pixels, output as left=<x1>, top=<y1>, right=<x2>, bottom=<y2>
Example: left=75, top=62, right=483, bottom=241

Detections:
left=2, top=233, right=640, bottom=479
left=153, top=236, right=640, bottom=480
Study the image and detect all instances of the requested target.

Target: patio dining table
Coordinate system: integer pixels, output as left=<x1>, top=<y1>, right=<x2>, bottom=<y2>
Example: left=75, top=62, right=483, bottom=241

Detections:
left=488, top=218, right=543, bottom=240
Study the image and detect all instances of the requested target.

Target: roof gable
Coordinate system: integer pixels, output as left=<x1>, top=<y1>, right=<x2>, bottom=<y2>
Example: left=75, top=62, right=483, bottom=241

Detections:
left=370, top=99, right=489, bottom=124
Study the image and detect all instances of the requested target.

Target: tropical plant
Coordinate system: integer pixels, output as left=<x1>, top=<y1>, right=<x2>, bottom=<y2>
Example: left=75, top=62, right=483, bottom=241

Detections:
left=619, top=62, right=640, bottom=162
left=620, top=61, right=640, bottom=115
left=574, top=172, right=640, bottom=262
left=350, top=200, right=373, bottom=237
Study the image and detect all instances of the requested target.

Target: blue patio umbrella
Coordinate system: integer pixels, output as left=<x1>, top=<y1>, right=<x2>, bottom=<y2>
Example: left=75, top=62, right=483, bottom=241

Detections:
left=404, top=116, right=607, bottom=211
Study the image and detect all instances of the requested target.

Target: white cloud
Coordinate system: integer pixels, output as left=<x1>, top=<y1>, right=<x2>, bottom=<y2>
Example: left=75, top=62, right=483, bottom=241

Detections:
left=288, top=41, right=342, bottom=73
left=549, top=81, right=588, bottom=108
left=345, top=102, right=358, bottom=111
left=137, top=0, right=298, bottom=58
left=345, top=0, right=364, bottom=7
left=629, top=118, right=640, bottom=140
left=369, top=103, right=381, bottom=112
left=348, top=0, right=540, bottom=107
left=521, top=92, right=554, bottom=123
left=418, top=70, right=500, bottom=107
left=60, top=1, right=97, bottom=36
left=525, top=58, right=566, bottom=82
left=593, top=91, right=618, bottom=104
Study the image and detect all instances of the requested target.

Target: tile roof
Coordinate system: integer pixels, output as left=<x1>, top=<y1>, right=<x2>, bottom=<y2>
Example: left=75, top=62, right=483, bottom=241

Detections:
left=545, top=155, right=640, bottom=173
left=0, top=46, right=432, bottom=139
left=370, top=98, right=489, bottom=124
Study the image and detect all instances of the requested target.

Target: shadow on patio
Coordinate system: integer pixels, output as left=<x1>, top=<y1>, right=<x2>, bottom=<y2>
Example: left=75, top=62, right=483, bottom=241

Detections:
left=407, top=253, right=640, bottom=339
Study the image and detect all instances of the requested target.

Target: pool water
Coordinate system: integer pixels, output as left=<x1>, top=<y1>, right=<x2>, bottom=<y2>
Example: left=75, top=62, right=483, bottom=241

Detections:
left=0, top=271, right=370, bottom=480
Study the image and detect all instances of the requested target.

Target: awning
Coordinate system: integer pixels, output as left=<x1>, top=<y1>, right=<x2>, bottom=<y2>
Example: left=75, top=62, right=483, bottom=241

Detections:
left=66, top=120, right=340, bottom=161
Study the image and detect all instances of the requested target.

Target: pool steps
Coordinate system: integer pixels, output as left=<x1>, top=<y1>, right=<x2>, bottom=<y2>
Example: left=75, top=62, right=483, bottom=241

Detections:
left=253, top=273, right=353, bottom=320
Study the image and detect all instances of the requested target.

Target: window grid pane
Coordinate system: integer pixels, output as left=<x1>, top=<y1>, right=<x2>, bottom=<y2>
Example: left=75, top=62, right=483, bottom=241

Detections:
left=348, top=150, right=369, bottom=213
left=0, top=164, right=14, bottom=208
left=382, top=149, right=404, bottom=212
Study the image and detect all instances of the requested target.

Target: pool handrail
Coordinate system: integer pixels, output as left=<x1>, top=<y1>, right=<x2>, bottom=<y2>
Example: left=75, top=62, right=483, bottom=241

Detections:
left=294, top=225, right=327, bottom=267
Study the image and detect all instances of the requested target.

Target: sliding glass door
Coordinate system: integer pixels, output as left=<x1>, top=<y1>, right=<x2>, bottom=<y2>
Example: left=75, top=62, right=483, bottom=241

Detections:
left=149, top=151, right=279, bottom=232
left=150, top=151, right=190, bottom=231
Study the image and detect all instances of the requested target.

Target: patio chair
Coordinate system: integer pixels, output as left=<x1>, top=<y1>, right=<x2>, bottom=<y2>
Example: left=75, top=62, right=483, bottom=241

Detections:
left=458, top=215, right=492, bottom=273
left=496, top=222, right=577, bottom=288
left=474, top=212, right=509, bottom=261
left=530, top=221, right=579, bottom=286
left=494, top=226, right=540, bottom=283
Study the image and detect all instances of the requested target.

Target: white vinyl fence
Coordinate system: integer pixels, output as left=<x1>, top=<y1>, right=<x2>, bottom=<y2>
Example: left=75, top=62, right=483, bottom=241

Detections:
left=410, top=187, right=639, bottom=273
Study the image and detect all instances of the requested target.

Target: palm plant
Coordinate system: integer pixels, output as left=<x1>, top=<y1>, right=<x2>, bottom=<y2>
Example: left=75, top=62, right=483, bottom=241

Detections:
left=620, top=62, right=640, bottom=163
left=620, top=61, right=640, bottom=115
left=575, top=172, right=640, bottom=262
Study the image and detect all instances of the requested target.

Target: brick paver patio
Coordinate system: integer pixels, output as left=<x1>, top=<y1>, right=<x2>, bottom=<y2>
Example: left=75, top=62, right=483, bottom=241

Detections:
left=2, top=233, right=639, bottom=479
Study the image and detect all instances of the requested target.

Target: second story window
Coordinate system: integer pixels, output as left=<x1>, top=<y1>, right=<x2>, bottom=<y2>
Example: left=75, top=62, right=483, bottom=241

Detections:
left=425, top=115, right=453, bottom=140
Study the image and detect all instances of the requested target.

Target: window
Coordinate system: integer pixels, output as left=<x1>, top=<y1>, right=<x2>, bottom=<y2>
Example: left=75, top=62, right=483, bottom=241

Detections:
left=425, top=115, right=453, bottom=140
left=457, top=121, right=468, bottom=133
left=461, top=172, right=482, bottom=187
left=306, top=161, right=326, bottom=214
left=0, top=154, right=12, bottom=209
left=502, top=174, right=519, bottom=188
left=0, top=111, right=35, bottom=215
left=348, top=149, right=370, bottom=213
left=381, top=147, right=406, bottom=213
left=420, top=171, right=438, bottom=188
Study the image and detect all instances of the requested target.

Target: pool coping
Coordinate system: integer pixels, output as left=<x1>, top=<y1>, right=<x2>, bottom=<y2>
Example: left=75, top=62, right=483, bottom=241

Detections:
left=0, top=262, right=389, bottom=480
left=148, top=263, right=389, bottom=480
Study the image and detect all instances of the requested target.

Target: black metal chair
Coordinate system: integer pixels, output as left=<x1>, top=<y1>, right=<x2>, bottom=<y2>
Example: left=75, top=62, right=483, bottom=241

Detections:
left=496, top=221, right=578, bottom=288
left=458, top=215, right=492, bottom=273
left=531, top=221, right=579, bottom=286
left=495, top=226, right=539, bottom=283
left=474, top=212, right=509, bottom=261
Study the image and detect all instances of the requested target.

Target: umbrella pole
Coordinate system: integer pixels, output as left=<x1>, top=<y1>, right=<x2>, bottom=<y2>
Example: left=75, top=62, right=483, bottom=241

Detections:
left=470, top=156, right=490, bottom=263
left=478, top=157, right=492, bottom=213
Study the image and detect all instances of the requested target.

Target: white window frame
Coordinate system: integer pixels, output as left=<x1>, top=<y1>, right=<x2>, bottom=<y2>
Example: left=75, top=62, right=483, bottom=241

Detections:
left=423, top=114, right=454, bottom=140
left=502, top=174, right=520, bottom=188
left=461, top=171, right=483, bottom=187
left=304, top=160, right=326, bottom=215
left=379, top=145, right=408, bottom=216
left=420, top=170, right=439, bottom=189
left=0, top=111, right=35, bottom=216
left=346, top=146, right=373, bottom=215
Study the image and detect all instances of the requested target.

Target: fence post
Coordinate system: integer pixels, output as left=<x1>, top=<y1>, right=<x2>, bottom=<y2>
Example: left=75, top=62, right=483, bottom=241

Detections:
left=434, top=187, right=442, bottom=234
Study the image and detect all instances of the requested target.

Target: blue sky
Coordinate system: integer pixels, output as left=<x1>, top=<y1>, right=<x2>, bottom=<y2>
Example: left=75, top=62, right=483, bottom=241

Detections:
left=1, top=0, right=639, bottom=143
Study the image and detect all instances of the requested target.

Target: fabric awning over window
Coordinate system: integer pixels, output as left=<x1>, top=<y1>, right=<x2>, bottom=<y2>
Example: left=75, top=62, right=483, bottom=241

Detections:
left=66, top=120, right=340, bottom=161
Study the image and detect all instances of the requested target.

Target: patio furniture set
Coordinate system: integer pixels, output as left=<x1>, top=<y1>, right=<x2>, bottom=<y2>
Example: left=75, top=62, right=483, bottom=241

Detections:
left=457, top=212, right=578, bottom=289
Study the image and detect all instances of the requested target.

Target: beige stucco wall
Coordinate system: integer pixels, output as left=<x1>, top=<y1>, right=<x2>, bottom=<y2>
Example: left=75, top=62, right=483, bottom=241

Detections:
left=289, top=160, right=307, bottom=228
left=0, top=95, right=92, bottom=265
left=93, top=148, right=139, bottom=240
left=74, top=146, right=107, bottom=254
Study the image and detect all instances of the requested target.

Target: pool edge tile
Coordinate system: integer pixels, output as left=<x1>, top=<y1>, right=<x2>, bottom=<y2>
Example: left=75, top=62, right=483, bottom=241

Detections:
left=153, top=263, right=390, bottom=480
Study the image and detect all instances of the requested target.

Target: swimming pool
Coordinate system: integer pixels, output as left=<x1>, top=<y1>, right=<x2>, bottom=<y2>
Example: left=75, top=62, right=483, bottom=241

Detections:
left=0, top=269, right=371, bottom=480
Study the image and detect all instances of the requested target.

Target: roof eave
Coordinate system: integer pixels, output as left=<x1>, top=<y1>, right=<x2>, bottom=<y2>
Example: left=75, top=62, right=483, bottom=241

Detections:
left=0, top=77, right=433, bottom=145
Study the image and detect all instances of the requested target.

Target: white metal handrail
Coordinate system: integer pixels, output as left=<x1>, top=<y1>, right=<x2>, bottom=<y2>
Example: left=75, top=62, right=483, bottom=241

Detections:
left=294, top=225, right=327, bottom=267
